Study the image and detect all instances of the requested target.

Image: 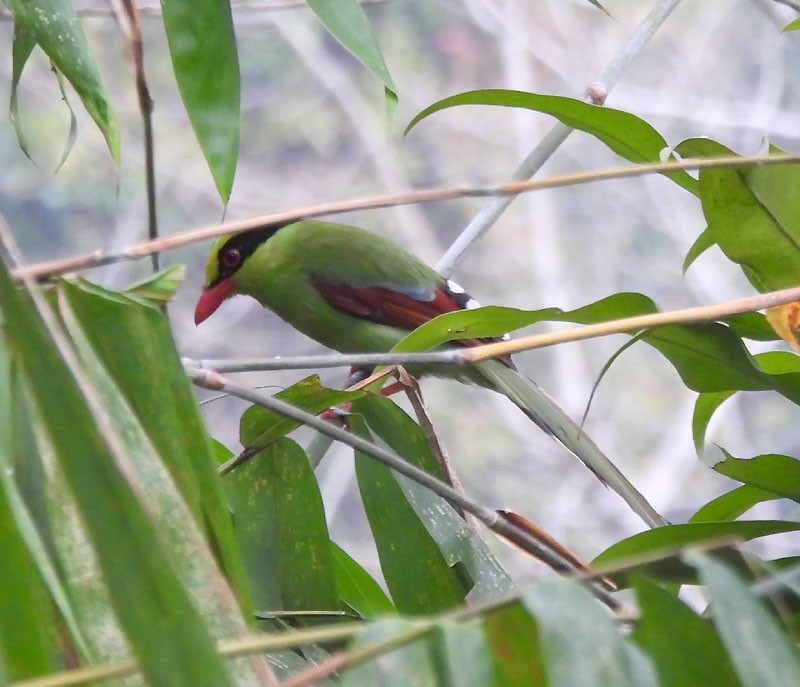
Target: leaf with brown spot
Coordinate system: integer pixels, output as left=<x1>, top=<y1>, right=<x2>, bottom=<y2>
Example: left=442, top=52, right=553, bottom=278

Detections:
left=765, top=301, right=800, bottom=352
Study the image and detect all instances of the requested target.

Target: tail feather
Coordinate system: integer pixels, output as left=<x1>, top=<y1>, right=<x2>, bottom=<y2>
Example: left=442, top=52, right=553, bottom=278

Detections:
left=477, top=359, right=667, bottom=529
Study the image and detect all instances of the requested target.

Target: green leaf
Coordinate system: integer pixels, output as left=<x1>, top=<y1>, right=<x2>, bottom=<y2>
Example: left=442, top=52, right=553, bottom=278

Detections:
left=712, top=450, right=800, bottom=503
left=523, top=578, right=657, bottom=687
left=692, top=390, right=735, bottom=454
left=394, top=293, right=655, bottom=354
left=682, top=227, right=715, bottom=273
left=724, top=312, right=780, bottom=341
left=406, top=90, right=697, bottom=193
left=353, top=394, right=515, bottom=600
left=690, top=140, right=800, bottom=292
left=431, top=621, right=492, bottom=687
left=756, top=350, right=800, bottom=404
left=240, top=375, right=362, bottom=449
left=9, top=24, right=36, bottom=161
left=123, top=264, right=186, bottom=304
left=0, top=258, right=231, bottom=687
left=161, top=0, right=240, bottom=201
left=0, top=475, right=55, bottom=681
left=690, top=485, right=779, bottom=523
left=5, top=0, right=119, bottom=161
left=631, top=576, right=740, bottom=687
left=343, top=619, right=436, bottom=686
left=593, top=521, right=800, bottom=569
left=783, top=17, right=800, bottom=31
left=484, top=602, right=545, bottom=686
left=59, top=279, right=249, bottom=600
left=224, top=439, right=340, bottom=615
left=331, top=543, right=394, bottom=618
left=688, top=552, right=800, bottom=687
left=642, top=324, right=769, bottom=393
left=583, top=0, right=611, bottom=16
left=306, top=0, right=397, bottom=119
left=350, top=399, right=467, bottom=614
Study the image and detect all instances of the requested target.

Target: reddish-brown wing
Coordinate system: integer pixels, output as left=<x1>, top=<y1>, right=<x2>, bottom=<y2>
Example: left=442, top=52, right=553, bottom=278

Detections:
left=311, top=278, right=513, bottom=367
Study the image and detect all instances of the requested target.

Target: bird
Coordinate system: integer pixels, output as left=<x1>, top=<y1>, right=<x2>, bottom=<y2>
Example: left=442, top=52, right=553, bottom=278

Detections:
left=195, top=219, right=664, bottom=528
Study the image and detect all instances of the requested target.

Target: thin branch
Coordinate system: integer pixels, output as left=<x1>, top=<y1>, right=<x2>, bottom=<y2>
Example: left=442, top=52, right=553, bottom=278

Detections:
left=434, top=0, right=685, bottom=277
left=110, top=0, right=159, bottom=271
left=188, top=282, right=800, bottom=376
left=11, top=152, right=800, bottom=283
left=460, top=285, right=800, bottom=364
left=186, top=365, right=621, bottom=609
left=183, top=351, right=461, bottom=373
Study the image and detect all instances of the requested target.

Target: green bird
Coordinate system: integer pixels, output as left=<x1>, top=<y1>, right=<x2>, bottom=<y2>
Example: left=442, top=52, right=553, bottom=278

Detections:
left=196, top=219, right=664, bottom=528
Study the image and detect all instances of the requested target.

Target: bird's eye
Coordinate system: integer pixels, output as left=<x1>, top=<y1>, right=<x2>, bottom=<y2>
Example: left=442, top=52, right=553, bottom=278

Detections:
left=221, top=247, right=242, bottom=269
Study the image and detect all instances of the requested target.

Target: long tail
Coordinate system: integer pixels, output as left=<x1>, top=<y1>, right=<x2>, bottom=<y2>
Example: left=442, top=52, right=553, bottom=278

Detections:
left=477, top=359, right=667, bottom=529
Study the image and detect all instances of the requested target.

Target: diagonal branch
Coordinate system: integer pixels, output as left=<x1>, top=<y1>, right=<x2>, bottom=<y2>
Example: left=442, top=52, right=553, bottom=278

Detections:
left=434, top=0, right=686, bottom=277
left=11, top=152, right=800, bottom=283
left=186, top=365, right=621, bottom=609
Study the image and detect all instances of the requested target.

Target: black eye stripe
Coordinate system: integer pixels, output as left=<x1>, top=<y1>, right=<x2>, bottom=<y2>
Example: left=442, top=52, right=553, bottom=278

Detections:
left=211, top=221, right=295, bottom=284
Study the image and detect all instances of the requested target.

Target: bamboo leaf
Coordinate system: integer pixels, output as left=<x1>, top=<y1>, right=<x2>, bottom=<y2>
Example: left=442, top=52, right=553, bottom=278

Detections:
left=523, top=578, right=658, bottom=687
left=161, top=0, right=240, bottom=200
left=224, top=439, right=341, bottom=616
left=594, top=521, right=800, bottom=569
left=5, top=0, right=119, bottom=161
left=350, top=399, right=467, bottom=614
left=331, top=543, right=394, bottom=618
left=60, top=279, right=249, bottom=601
left=354, top=394, right=515, bottom=600
left=688, top=552, right=800, bottom=687
left=631, top=576, right=740, bottom=687
left=690, top=485, right=780, bottom=523
left=712, top=450, right=800, bottom=503
left=240, top=375, right=362, bottom=449
left=406, top=90, right=696, bottom=193
left=484, top=602, right=545, bottom=686
left=0, top=266, right=234, bottom=687
left=305, top=0, right=397, bottom=118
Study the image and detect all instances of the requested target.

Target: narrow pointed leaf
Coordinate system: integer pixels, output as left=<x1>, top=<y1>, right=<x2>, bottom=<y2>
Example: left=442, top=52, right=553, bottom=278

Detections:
left=354, top=394, right=514, bottom=598
left=350, top=400, right=466, bottom=614
left=240, top=376, right=362, bottom=449
left=0, top=267, right=232, bottom=687
left=712, top=450, right=800, bottom=502
left=688, top=552, right=800, bottom=687
left=9, top=24, right=36, bottom=161
left=123, top=264, right=186, bottom=305
left=683, top=138, right=800, bottom=292
left=406, top=90, right=697, bottom=193
left=161, top=0, right=240, bottom=200
left=642, top=324, right=769, bottom=393
left=0, top=478, right=55, bottom=681
left=224, top=439, right=340, bottom=615
left=690, top=485, right=780, bottom=523
left=523, top=578, right=658, bottom=687
left=306, top=0, right=397, bottom=117
left=393, top=293, right=655, bottom=354
left=5, top=0, right=119, bottom=161
left=484, top=602, right=545, bottom=686
left=60, top=279, right=249, bottom=600
left=331, top=543, right=394, bottom=618
left=431, top=621, right=491, bottom=687
left=594, top=521, right=800, bottom=569
left=682, top=227, right=715, bottom=273
left=631, top=576, right=740, bottom=687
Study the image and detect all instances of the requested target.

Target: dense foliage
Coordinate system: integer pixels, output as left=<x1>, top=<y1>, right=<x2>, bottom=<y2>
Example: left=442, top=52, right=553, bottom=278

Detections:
left=1, top=1, right=799, bottom=686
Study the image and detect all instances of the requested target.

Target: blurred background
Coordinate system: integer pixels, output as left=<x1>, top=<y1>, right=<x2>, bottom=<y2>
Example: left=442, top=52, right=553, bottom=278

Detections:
left=2, top=0, right=799, bottom=582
